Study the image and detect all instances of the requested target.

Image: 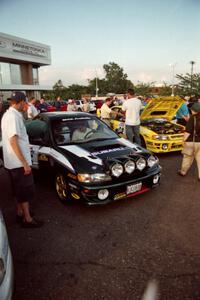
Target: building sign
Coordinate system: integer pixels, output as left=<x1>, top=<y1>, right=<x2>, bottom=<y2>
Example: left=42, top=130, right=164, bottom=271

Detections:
left=0, top=33, right=51, bottom=65
left=12, top=42, right=47, bottom=58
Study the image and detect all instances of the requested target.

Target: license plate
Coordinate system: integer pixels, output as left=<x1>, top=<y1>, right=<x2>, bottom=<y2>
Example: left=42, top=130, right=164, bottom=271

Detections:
left=127, top=182, right=142, bottom=195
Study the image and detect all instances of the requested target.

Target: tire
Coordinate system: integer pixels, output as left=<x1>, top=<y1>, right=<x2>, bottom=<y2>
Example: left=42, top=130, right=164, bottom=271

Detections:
left=55, top=173, right=72, bottom=204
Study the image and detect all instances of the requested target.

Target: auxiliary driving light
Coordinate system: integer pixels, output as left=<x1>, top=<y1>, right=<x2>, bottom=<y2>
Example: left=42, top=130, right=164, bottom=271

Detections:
left=98, top=189, right=109, bottom=200
left=136, top=157, right=146, bottom=171
left=153, top=174, right=160, bottom=184
left=124, top=160, right=135, bottom=174
left=162, top=144, right=168, bottom=150
left=111, top=163, right=123, bottom=177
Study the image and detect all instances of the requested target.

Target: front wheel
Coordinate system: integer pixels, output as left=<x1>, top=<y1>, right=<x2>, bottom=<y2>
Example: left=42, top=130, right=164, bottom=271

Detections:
left=55, top=173, right=71, bottom=204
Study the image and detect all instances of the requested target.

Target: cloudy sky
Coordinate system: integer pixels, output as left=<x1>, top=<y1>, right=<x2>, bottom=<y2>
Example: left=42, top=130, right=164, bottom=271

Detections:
left=1, top=0, right=200, bottom=87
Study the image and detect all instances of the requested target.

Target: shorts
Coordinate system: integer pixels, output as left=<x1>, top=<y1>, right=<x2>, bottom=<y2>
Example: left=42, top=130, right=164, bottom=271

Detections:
left=7, top=167, right=35, bottom=203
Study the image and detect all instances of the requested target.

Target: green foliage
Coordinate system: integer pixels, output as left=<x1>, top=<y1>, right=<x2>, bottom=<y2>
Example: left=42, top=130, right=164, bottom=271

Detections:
left=103, top=62, right=134, bottom=93
left=176, top=73, right=200, bottom=96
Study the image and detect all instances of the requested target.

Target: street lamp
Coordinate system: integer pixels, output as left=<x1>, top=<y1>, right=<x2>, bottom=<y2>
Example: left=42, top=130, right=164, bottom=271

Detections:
left=190, top=61, right=195, bottom=95
left=169, top=63, right=177, bottom=96
left=95, top=70, right=99, bottom=100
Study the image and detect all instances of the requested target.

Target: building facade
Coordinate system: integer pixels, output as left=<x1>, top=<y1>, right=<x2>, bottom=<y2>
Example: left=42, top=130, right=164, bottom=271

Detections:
left=0, top=32, right=52, bottom=100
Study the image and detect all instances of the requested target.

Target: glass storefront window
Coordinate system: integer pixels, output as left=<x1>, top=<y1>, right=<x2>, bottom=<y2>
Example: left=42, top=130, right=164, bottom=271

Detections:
left=0, top=62, right=22, bottom=84
left=0, top=62, right=11, bottom=84
left=33, top=67, right=39, bottom=85
left=10, top=64, right=21, bottom=84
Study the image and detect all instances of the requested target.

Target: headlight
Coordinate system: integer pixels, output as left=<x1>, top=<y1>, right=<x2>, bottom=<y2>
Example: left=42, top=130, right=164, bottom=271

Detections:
left=77, top=173, right=111, bottom=183
left=147, top=155, right=158, bottom=168
left=124, top=160, right=135, bottom=174
left=111, top=163, right=123, bottom=177
left=152, top=135, right=169, bottom=140
left=136, top=157, right=146, bottom=171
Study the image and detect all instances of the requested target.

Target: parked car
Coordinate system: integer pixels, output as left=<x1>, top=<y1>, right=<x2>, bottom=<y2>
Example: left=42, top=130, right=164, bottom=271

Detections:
left=109, top=96, right=185, bottom=153
left=7, top=111, right=162, bottom=206
left=0, top=210, right=14, bottom=300
left=75, top=100, right=84, bottom=111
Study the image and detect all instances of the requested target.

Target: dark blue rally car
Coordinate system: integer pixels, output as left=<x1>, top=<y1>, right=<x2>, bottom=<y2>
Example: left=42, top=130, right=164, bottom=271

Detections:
left=1, top=112, right=161, bottom=206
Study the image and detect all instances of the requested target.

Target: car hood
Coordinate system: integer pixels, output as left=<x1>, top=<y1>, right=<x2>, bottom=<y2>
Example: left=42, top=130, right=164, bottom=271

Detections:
left=58, top=138, right=149, bottom=174
left=140, top=96, right=184, bottom=121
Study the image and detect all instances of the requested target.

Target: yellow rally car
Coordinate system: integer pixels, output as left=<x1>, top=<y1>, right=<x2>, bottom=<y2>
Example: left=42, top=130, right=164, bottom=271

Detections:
left=106, top=96, right=185, bottom=153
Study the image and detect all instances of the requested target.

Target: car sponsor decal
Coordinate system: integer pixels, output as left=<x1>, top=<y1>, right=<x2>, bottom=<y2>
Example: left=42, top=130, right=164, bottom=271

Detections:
left=114, top=192, right=126, bottom=201
left=59, top=145, right=103, bottom=166
left=92, top=146, right=125, bottom=156
left=38, top=146, right=75, bottom=172
left=118, top=138, right=143, bottom=152
left=71, top=193, right=80, bottom=199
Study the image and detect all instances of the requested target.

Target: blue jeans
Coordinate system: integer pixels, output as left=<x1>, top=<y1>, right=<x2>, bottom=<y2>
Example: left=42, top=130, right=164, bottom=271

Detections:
left=125, top=125, right=141, bottom=145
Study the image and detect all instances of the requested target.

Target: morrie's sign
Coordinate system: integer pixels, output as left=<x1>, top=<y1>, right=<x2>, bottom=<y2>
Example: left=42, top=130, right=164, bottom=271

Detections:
left=0, top=32, right=51, bottom=65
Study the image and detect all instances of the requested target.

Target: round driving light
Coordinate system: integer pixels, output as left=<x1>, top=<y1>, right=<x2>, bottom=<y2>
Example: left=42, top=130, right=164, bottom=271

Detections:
left=111, top=163, right=123, bottom=177
left=124, top=160, right=135, bottom=174
left=147, top=155, right=157, bottom=168
left=136, top=157, right=146, bottom=171
left=153, top=174, right=160, bottom=184
left=98, top=189, right=109, bottom=200
left=162, top=144, right=168, bottom=150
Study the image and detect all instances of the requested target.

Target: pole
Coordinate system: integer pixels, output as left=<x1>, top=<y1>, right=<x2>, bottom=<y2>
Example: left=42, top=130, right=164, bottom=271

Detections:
left=190, top=61, right=195, bottom=96
left=169, top=63, right=176, bottom=96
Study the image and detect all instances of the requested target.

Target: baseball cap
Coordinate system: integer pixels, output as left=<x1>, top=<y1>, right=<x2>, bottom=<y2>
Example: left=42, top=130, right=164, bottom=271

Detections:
left=191, top=103, right=200, bottom=113
left=11, top=91, right=26, bottom=103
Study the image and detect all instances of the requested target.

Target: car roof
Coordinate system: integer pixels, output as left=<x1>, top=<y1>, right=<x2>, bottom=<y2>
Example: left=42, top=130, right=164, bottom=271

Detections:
left=40, top=111, right=94, bottom=120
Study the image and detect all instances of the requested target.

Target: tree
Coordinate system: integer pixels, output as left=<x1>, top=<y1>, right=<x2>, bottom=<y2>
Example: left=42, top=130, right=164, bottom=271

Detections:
left=103, top=62, right=134, bottom=93
left=176, top=73, right=200, bottom=96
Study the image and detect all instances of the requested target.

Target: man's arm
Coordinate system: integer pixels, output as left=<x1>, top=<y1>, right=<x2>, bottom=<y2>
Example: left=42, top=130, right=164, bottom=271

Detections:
left=10, top=135, right=31, bottom=174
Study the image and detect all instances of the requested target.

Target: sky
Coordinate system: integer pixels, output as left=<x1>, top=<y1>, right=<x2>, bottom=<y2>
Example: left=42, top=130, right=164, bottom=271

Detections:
left=1, top=0, right=200, bottom=87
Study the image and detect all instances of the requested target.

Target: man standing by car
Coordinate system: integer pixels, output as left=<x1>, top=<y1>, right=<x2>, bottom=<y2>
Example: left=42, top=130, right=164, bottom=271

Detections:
left=100, top=98, right=113, bottom=126
left=27, top=96, right=39, bottom=119
left=176, top=98, right=190, bottom=126
left=1, top=92, right=43, bottom=228
left=122, top=88, right=142, bottom=145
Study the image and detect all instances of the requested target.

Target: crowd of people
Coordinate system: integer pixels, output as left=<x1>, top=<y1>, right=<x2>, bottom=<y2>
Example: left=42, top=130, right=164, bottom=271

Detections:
left=0, top=90, right=200, bottom=229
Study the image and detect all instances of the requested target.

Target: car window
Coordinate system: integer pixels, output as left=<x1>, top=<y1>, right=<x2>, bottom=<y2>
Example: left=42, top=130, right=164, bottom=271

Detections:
left=25, top=119, right=49, bottom=145
left=52, top=117, right=118, bottom=145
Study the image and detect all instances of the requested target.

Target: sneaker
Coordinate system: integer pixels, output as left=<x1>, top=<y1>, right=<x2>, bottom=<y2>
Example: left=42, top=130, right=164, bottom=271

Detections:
left=21, top=218, right=44, bottom=228
left=177, top=170, right=186, bottom=177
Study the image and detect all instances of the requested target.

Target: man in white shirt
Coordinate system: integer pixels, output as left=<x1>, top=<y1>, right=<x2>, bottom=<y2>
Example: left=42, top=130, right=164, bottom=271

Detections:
left=100, top=98, right=113, bottom=126
left=27, top=96, right=39, bottom=119
left=1, top=91, right=43, bottom=228
left=122, top=88, right=142, bottom=145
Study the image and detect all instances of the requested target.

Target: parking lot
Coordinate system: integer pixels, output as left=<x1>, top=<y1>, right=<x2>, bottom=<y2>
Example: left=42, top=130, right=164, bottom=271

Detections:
left=1, top=152, right=200, bottom=300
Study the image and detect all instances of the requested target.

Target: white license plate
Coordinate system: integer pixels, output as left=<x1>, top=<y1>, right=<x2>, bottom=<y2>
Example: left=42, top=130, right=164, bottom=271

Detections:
left=127, top=182, right=142, bottom=195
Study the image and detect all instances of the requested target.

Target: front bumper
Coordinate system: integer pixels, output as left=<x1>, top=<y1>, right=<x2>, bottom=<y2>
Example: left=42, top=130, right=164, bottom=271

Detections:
left=145, top=139, right=183, bottom=153
left=79, top=167, right=161, bottom=206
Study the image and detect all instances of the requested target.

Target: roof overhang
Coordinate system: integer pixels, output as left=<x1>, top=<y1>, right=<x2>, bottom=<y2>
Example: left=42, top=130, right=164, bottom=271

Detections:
left=0, top=84, right=52, bottom=91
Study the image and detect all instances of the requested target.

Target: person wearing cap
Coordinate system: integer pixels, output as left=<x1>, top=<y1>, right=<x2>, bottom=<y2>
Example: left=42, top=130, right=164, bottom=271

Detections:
left=67, top=99, right=77, bottom=111
left=1, top=92, right=43, bottom=228
left=178, top=103, right=200, bottom=180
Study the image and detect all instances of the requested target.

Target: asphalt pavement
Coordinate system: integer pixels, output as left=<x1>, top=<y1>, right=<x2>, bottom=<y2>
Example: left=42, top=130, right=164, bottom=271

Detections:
left=0, top=152, right=200, bottom=300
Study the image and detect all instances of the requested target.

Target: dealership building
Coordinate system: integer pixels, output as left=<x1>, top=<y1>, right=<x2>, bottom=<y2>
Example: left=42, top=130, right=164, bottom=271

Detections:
left=0, top=32, right=51, bottom=100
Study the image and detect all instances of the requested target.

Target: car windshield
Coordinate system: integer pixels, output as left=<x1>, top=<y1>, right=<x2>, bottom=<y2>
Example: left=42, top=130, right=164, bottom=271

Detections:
left=52, top=116, right=118, bottom=145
